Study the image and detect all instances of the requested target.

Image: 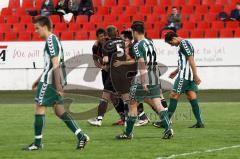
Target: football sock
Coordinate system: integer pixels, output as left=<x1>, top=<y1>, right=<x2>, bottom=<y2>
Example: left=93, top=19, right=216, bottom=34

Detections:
left=159, top=110, right=171, bottom=130
left=189, top=99, right=203, bottom=124
left=137, top=103, right=148, bottom=120
left=125, top=116, right=137, bottom=136
left=34, top=114, right=45, bottom=146
left=168, top=98, right=178, bottom=119
left=123, top=101, right=129, bottom=121
left=161, top=99, right=168, bottom=108
left=97, top=98, right=108, bottom=120
left=60, top=112, right=84, bottom=140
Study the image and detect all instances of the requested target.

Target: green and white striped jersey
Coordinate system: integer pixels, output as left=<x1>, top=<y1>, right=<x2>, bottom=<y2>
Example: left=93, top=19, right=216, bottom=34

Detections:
left=40, top=34, right=67, bottom=86
left=132, top=38, right=160, bottom=86
left=177, top=39, right=194, bottom=81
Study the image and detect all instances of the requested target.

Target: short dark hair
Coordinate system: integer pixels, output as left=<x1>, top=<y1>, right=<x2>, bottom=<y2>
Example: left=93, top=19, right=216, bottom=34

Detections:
left=131, top=21, right=145, bottom=34
left=121, top=30, right=133, bottom=40
left=165, top=31, right=178, bottom=43
left=33, top=16, right=52, bottom=31
left=106, top=25, right=118, bottom=38
left=96, top=28, right=106, bottom=37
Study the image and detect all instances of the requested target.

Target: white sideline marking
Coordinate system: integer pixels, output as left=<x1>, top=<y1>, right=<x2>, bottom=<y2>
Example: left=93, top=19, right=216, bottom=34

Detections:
left=156, top=145, right=240, bottom=159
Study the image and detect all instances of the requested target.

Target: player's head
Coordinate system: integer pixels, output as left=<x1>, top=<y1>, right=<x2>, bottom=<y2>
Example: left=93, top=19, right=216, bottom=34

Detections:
left=172, top=6, right=178, bottom=14
left=236, top=2, right=240, bottom=10
left=165, top=31, right=180, bottom=46
left=106, top=25, right=118, bottom=39
left=121, top=30, right=133, bottom=46
left=131, top=21, right=145, bottom=40
left=96, top=28, right=106, bottom=44
left=33, top=16, right=52, bottom=38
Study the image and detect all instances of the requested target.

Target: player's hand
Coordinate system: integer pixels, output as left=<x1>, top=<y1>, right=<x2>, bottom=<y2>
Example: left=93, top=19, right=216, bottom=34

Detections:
left=169, top=71, right=177, bottom=79
left=143, top=84, right=149, bottom=93
left=103, top=56, right=109, bottom=64
left=32, top=81, right=39, bottom=90
left=113, top=60, right=122, bottom=67
left=194, top=75, right=201, bottom=85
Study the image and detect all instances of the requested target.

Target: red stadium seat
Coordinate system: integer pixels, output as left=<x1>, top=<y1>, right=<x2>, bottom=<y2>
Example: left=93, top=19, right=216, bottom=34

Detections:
left=182, top=22, right=196, bottom=30
left=0, top=33, right=4, bottom=41
left=131, top=0, right=144, bottom=6
left=104, top=0, right=117, bottom=7
left=82, top=23, right=96, bottom=31
left=54, top=23, right=68, bottom=32
left=8, top=0, right=21, bottom=8
left=216, top=0, right=229, bottom=5
left=177, top=30, right=190, bottom=38
left=76, top=15, right=89, bottom=23
left=92, top=0, right=102, bottom=6
left=224, top=5, right=235, bottom=13
left=0, top=17, right=5, bottom=23
left=61, top=32, right=74, bottom=40
left=220, top=29, right=234, bottom=37
left=89, top=31, right=96, bottom=40
left=146, top=30, right=160, bottom=39
left=209, top=5, right=223, bottom=14
left=226, top=21, right=239, bottom=29
left=132, top=14, right=145, bottom=22
left=97, top=7, right=109, bottom=15
left=153, top=6, right=166, bottom=14
left=20, top=16, right=33, bottom=23
left=26, top=24, right=35, bottom=32
left=195, top=5, right=209, bottom=14
left=5, top=32, right=18, bottom=41
left=32, top=32, right=43, bottom=41
left=89, top=15, right=103, bottom=23
left=49, top=15, right=61, bottom=23
left=190, top=30, right=204, bottom=38
left=125, top=6, right=138, bottom=15
left=204, top=13, right=217, bottom=21
left=118, top=16, right=131, bottom=23
left=110, top=6, right=124, bottom=15
left=13, top=8, right=27, bottom=15
left=35, top=0, right=44, bottom=10
left=205, top=30, right=218, bottom=38
left=118, top=0, right=130, bottom=6
left=104, top=15, right=117, bottom=23
left=75, top=31, right=88, bottom=40
left=12, top=24, right=26, bottom=32
left=146, top=14, right=160, bottom=22
left=211, top=21, right=225, bottom=29
left=234, top=29, right=240, bottom=37
left=173, top=0, right=187, bottom=7
left=1, top=8, right=12, bottom=16
left=189, top=14, right=203, bottom=22
left=145, top=22, right=153, bottom=30
left=146, top=0, right=158, bottom=6
left=202, top=0, right=216, bottom=5
left=18, top=32, right=32, bottom=41
left=181, top=6, right=195, bottom=15
left=68, top=23, right=81, bottom=32
left=154, top=22, right=167, bottom=31
left=22, top=0, right=34, bottom=9
left=6, top=16, right=19, bottom=23
left=160, top=15, right=168, bottom=22
left=197, top=22, right=211, bottom=30
left=139, top=6, right=152, bottom=15
left=188, top=0, right=201, bottom=5
left=159, top=0, right=171, bottom=6
left=0, top=24, right=11, bottom=32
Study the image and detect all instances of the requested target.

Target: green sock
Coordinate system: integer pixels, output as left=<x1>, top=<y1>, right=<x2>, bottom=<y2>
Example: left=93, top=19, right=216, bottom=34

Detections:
left=190, top=99, right=203, bottom=124
left=34, top=114, right=45, bottom=146
left=125, top=116, right=137, bottom=136
left=168, top=98, right=178, bottom=119
left=60, top=112, right=84, bottom=140
left=159, top=110, right=171, bottom=130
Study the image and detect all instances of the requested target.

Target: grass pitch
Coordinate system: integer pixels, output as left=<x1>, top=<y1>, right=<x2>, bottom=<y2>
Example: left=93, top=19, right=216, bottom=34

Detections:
left=0, top=90, right=240, bottom=159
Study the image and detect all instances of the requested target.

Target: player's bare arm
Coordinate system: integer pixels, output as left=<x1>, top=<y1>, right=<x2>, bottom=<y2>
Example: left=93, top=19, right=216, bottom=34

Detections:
left=32, top=74, right=42, bottom=90
left=169, top=68, right=179, bottom=79
left=138, top=57, right=148, bottom=92
left=188, top=56, right=201, bottom=85
left=51, top=57, right=64, bottom=96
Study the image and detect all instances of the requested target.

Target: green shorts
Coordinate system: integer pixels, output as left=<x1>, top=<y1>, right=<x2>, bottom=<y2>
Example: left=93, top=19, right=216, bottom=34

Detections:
left=130, top=84, right=160, bottom=102
left=35, top=82, right=63, bottom=107
left=173, top=77, right=198, bottom=94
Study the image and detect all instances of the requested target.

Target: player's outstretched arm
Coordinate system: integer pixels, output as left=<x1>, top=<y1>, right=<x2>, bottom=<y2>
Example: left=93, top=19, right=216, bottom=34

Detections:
left=188, top=56, right=201, bottom=85
left=51, top=57, right=64, bottom=96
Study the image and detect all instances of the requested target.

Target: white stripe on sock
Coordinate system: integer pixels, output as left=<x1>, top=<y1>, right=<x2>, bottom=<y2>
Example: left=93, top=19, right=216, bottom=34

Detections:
left=35, top=135, right=42, bottom=139
left=75, top=128, right=82, bottom=135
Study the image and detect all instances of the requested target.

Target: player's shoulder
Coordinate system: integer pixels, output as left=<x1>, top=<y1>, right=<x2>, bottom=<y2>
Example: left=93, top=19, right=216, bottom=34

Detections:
left=47, top=34, right=59, bottom=45
left=179, top=39, right=192, bottom=50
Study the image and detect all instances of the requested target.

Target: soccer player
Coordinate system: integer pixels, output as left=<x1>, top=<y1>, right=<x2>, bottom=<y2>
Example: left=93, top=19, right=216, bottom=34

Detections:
left=116, top=21, right=173, bottom=140
left=23, top=16, right=89, bottom=151
left=164, top=31, right=204, bottom=128
left=88, top=28, right=126, bottom=126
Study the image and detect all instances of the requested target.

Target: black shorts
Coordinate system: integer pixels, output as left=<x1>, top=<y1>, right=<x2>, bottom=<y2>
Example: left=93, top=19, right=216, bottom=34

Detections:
left=102, top=70, right=115, bottom=92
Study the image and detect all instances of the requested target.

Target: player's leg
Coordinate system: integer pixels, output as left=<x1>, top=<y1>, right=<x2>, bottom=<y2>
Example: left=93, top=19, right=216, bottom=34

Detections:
left=186, top=91, right=204, bottom=128
left=111, top=96, right=125, bottom=126
left=135, top=103, right=150, bottom=127
left=23, top=105, right=46, bottom=151
left=53, top=104, right=89, bottom=149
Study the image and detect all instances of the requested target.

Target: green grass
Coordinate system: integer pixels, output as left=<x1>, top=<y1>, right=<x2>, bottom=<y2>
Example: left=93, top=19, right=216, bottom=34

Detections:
left=0, top=91, right=240, bottom=159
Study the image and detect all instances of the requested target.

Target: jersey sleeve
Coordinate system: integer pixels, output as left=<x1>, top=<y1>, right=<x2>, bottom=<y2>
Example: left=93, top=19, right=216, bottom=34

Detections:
left=133, top=42, right=146, bottom=60
left=180, top=40, right=194, bottom=57
left=46, top=35, right=59, bottom=58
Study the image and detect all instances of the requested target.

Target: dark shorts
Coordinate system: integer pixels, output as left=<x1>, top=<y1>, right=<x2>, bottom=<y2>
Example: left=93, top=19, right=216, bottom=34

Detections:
left=102, top=70, right=115, bottom=93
